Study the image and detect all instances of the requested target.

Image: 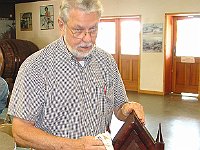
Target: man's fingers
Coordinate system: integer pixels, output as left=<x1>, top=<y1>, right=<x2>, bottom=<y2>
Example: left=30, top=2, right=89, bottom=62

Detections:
left=93, top=139, right=104, bottom=146
left=126, top=102, right=145, bottom=123
left=133, top=103, right=145, bottom=123
left=79, top=136, right=105, bottom=147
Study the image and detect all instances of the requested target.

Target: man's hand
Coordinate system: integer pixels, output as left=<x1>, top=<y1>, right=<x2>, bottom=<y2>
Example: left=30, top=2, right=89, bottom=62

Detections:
left=121, top=102, right=145, bottom=124
left=12, top=117, right=106, bottom=150
left=78, top=136, right=106, bottom=150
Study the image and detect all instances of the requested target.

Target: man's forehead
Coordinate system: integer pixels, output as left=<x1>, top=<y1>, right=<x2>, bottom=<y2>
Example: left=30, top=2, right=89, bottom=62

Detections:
left=70, top=23, right=99, bottom=29
left=68, top=9, right=99, bottom=21
left=67, top=12, right=99, bottom=28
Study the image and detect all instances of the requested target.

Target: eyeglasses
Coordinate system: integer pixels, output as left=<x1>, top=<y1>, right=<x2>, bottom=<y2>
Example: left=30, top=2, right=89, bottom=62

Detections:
left=66, top=23, right=98, bottom=39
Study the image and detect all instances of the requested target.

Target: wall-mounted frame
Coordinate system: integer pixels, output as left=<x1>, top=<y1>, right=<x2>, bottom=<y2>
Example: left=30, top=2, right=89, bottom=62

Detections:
left=142, top=23, right=163, bottom=53
left=40, top=5, right=54, bottom=30
left=20, top=12, right=32, bottom=31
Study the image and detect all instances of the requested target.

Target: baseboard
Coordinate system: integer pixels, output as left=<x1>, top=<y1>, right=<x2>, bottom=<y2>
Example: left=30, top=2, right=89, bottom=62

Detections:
left=139, top=90, right=164, bottom=95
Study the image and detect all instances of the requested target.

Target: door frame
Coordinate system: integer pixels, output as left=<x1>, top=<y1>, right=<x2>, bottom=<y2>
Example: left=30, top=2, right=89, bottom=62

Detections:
left=164, top=12, right=200, bottom=95
left=99, top=16, right=141, bottom=92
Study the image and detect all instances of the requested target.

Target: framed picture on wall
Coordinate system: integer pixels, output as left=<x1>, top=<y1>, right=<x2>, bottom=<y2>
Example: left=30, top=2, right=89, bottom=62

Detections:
left=143, top=36, right=162, bottom=53
left=40, top=5, right=54, bottom=30
left=142, top=23, right=163, bottom=53
left=20, top=12, right=32, bottom=31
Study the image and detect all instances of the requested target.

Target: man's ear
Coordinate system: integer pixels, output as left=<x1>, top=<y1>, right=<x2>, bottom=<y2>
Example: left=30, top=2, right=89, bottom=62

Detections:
left=58, top=18, right=65, bottom=32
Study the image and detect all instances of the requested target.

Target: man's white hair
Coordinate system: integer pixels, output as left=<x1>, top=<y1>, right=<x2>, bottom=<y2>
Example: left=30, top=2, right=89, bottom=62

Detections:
left=59, top=0, right=103, bottom=23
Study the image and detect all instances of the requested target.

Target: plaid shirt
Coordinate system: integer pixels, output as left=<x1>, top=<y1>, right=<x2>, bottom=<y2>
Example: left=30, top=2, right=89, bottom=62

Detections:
left=8, top=37, right=128, bottom=139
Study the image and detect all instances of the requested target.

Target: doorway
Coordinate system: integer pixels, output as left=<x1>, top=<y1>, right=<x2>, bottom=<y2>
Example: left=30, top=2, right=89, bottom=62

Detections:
left=165, top=13, right=200, bottom=95
left=96, top=16, right=141, bottom=91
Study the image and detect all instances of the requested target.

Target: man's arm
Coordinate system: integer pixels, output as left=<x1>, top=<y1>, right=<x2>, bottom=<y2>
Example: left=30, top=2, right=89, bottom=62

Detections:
left=114, top=102, right=145, bottom=123
left=12, top=117, right=105, bottom=150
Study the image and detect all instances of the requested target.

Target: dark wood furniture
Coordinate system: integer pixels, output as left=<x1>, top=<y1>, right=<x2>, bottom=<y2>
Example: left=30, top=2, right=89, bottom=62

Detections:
left=0, top=39, right=39, bottom=108
left=113, top=112, right=164, bottom=150
left=0, top=39, right=39, bottom=91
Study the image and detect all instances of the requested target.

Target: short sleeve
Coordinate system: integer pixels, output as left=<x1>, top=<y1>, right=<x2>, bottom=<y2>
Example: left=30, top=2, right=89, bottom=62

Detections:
left=8, top=52, right=46, bottom=122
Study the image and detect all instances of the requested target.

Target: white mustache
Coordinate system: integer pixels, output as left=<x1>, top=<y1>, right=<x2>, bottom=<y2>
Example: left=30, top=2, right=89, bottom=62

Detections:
left=77, top=43, right=93, bottom=48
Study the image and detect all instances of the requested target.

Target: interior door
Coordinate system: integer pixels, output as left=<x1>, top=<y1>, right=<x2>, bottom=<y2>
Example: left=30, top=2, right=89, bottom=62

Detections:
left=120, top=55, right=139, bottom=91
left=119, top=19, right=140, bottom=91
left=96, top=19, right=118, bottom=65
left=172, top=16, right=200, bottom=94
left=96, top=17, right=140, bottom=91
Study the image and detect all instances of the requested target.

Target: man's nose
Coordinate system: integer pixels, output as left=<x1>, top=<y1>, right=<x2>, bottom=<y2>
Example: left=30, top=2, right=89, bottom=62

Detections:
left=82, top=32, right=93, bottom=42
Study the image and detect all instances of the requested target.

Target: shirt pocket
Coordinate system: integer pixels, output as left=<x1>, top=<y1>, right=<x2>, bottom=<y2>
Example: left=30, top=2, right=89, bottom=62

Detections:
left=92, top=81, right=114, bottom=116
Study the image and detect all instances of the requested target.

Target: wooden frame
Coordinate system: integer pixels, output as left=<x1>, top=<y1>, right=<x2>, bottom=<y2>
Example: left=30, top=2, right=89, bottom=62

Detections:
left=113, top=112, right=164, bottom=150
left=98, top=17, right=140, bottom=91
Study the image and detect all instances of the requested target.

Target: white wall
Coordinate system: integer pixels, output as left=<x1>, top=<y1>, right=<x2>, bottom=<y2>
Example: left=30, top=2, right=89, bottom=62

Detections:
left=16, top=0, right=200, bottom=93
left=15, top=0, right=61, bottom=49
left=100, top=0, right=200, bottom=93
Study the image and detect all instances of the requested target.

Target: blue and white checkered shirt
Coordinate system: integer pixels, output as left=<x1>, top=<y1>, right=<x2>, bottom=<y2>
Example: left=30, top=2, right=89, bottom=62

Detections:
left=8, top=37, right=128, bottom=139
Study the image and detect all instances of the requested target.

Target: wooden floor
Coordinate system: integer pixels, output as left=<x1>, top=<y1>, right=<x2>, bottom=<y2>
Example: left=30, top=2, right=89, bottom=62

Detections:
left=110, top=91, right=200, bottom=150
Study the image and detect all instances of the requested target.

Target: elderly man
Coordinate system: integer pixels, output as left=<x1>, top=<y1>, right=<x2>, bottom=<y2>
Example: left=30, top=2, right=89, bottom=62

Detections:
left=8, top=0, right=145, bottom=149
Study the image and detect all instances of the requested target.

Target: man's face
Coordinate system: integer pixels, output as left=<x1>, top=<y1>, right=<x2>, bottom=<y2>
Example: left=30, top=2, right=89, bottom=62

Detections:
left=62, top=9, right=99, bottom=59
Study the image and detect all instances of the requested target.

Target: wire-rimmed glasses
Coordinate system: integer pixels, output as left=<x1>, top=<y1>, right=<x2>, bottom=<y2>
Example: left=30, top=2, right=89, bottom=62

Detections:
left=66, top=23, right=98, bottom=39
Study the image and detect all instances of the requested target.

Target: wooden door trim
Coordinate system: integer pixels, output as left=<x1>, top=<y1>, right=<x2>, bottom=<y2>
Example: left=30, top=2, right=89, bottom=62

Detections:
left=166, top=14, right=200, bottom=94
left=164, top=14, right=174, bottom=95
left=198, top=63, right=200, bottom=99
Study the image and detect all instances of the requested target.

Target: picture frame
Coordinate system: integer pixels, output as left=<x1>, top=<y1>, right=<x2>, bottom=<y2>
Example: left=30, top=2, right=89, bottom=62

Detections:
left=40, top=5, right=54, bottom=30
left=142, top=23, right=163, bottom=53
left=20, top=12, right=32, bottom=31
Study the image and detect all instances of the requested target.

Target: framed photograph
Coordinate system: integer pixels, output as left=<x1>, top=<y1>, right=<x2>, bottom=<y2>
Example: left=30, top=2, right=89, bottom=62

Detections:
left=20, top=12, right=32, bottom=31
left=142, top=23, right=163, bottom=53
left=143, top=23, right=163, bottom=35
left=40, top=5, right=54, bottom=30
left=143, top=36, right=162, bottom=53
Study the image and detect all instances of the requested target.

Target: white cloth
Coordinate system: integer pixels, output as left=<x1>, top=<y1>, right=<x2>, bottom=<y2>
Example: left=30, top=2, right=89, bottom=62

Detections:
left=95, top=132, right=114, bottom=150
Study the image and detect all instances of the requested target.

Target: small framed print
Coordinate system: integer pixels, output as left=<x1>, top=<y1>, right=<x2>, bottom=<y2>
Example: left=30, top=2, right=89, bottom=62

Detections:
left=143, top=23, right=163, bottom=53
left=20, top=12, right=32, bottom=31
left=40, top=5, right=54, bottom=30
